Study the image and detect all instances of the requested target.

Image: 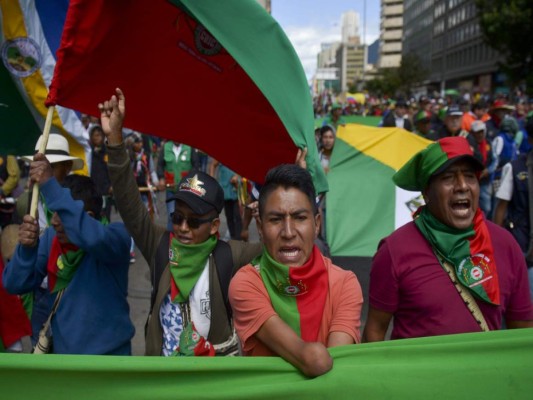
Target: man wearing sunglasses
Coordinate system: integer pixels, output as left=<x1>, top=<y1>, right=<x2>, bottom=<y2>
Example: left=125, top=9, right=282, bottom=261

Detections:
left=99, top=89, right=261, bottom=356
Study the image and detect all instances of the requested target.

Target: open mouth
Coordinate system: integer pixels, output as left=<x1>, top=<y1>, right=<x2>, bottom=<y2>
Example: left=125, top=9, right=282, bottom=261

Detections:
left=177, top=235, right=193, bottom=243
left=279, top=247, right=301, bottom=262
left=451, top=199, right=471, bottom=215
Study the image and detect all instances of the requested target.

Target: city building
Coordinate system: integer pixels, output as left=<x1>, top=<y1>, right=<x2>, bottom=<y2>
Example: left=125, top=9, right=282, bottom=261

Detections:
left=341, top=10, right=360, bottom=43
left=336, top=38, right=366, bottom=91
left=378, top=0, right=403, bottom=69
left=316, top=42, right=342, bottom=94
left=403, top=0, right=504, bottom=94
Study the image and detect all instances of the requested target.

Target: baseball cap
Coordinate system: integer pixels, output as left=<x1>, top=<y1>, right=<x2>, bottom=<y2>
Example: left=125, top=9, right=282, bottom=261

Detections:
left=470, top=120, right=486, bottom=133
left=166, top=171, right=224, bottom=215
left=446, top=105, right=463, bottom=117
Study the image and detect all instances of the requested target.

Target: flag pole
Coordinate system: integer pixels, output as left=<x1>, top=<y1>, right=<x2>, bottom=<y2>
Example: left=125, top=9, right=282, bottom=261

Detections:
left=29, top=105, right=55, bottom=218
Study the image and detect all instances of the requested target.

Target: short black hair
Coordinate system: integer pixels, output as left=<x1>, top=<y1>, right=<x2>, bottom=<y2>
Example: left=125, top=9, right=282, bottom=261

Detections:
left=319, top=125, right=334, bottom=136
left=472, top=100, right=488, bottom=111
left=61, top=175, right=103, bottom=219
left=258, top=164, right=317, bottom=217
left=89, top=125, right=104, bottom=137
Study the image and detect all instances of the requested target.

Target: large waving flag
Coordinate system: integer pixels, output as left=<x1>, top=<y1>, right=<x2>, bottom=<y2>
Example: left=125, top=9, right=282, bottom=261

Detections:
left=0, top=0, right=89, bottom=172
left=327, top=125, right=431, bottom=257
left=44, top=0, right=326, bottom=190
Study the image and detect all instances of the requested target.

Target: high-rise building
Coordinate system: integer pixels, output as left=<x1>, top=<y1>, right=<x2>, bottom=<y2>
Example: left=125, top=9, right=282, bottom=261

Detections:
left=341, top=11, right=360, bottom=43
left=336, top=39, right=366, bottom=91
left=378, top=0, right=403, bottom=69
left=316, top=43, right=341, bottom=93
left=402, top=0, right=503, bottom=93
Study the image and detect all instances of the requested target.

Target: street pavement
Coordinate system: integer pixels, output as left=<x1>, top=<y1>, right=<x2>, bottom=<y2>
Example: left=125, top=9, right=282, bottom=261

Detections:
left=117, top=192, right=373, bottom=355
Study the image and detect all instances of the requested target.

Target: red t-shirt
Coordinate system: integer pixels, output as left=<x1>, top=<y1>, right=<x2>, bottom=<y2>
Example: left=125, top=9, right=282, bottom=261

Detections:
left=370, top=221, right=533, bottom=340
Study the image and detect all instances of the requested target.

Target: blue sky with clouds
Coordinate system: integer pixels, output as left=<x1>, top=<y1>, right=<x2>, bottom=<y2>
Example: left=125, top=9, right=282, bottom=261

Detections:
left=271, top=0, right=380, bottom=80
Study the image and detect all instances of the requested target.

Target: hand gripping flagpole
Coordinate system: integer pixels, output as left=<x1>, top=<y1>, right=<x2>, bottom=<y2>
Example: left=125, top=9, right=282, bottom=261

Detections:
left=29, top=106, right=55, bottom=218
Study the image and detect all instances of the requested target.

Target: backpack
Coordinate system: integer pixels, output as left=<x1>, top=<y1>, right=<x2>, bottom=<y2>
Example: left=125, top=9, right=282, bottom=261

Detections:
left=152, top=232, right=234, bottom=321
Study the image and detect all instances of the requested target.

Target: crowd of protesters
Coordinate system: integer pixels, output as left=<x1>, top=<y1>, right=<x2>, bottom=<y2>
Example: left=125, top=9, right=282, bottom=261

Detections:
left=316, top=90, right=533, bottom=221
left=0, top=87, right=531, bottom=380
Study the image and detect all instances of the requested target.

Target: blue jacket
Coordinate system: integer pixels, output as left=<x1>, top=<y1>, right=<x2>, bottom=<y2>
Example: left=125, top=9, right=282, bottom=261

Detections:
left=3, top=178, right=134, bottom=355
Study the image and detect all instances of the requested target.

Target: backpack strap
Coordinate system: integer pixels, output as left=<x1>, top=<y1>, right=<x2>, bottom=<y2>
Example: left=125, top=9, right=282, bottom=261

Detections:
left=213, top=240, right=233, bottom=322
left=152, top=231, right=171, bottom=309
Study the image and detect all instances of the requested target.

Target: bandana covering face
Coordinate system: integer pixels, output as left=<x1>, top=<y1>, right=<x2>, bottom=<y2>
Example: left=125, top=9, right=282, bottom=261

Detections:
left=47, top=236, right=85, bottom=293
left=168, top=233, right=217, bottom=303
left=415, top=206, right=500, bottom=305
left=259, top=245, right=328, bottom=342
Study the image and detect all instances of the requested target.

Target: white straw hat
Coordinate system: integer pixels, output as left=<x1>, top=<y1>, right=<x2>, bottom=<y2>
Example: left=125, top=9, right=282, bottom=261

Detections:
left=23, top=133, right=84, bottom=171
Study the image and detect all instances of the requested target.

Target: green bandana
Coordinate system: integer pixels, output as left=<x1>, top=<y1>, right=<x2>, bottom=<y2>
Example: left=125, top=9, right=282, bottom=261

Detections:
left=415, top=207, right=500, bottom=305
left=168, top=234, right=217, bottom=303
left=40, top=194, right=54, bottom=226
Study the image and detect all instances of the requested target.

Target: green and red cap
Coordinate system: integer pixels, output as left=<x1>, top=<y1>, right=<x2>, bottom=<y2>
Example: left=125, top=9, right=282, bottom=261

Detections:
left=393, top=137, right=484, bottom=191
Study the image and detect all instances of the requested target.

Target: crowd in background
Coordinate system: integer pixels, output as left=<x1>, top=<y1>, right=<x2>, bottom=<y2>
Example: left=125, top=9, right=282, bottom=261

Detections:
left=315, top=90, right=533, bottom=222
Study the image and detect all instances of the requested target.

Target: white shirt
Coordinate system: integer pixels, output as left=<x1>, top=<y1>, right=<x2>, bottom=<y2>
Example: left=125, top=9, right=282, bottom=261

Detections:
left=172, top=143, right=183, bottom=162
left=160, top=260, right=211, bottom=356
left=495, top=162, right=514, bottom=201
left=394, top=114, right=405, bottom=129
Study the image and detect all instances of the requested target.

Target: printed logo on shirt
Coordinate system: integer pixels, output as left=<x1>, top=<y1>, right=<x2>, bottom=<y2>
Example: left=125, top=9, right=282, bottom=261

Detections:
left=200, top=290, right=211, bottom=319
left=517, top=171, right=528, bottom=181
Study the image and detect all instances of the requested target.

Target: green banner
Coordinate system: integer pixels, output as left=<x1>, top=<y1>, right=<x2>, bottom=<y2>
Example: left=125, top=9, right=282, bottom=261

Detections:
left=1, top=329, right=531, bottom=399
left=315, top=115, right=382, bottom=128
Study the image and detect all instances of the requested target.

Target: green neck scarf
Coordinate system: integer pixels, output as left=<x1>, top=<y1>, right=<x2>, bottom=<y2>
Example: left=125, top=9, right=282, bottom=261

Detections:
left=40, top=194, right=53, bottom=226
left=168, top=234, right=217, bottom=303
left=414, top=207, right=500, bottom=305
left=259, top=245, right=327, bottom=342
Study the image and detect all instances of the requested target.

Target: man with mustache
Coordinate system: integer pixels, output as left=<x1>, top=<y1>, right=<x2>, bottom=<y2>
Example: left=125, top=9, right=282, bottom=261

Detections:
left=363, top=137, right=533, bottom=342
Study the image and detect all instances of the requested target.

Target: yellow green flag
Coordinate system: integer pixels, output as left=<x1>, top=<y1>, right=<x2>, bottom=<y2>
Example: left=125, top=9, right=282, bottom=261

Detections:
left=327, top=124, right=432, bottom=256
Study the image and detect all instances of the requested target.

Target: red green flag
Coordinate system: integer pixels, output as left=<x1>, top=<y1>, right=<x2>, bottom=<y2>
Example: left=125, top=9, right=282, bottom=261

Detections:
left=45, top=0, right=326, bottom=191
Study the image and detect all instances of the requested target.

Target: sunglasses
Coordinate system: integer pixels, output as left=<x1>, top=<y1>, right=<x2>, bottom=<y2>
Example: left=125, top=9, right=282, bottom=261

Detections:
left=171, top=212, right=217, bottom=229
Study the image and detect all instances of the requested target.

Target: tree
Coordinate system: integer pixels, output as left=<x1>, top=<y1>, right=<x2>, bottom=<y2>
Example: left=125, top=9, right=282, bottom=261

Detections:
left=396, top=53, right=430, bottom=96
left=475, top=0, right=533, bottom=93
left=364, top=53, right=428, bottom=98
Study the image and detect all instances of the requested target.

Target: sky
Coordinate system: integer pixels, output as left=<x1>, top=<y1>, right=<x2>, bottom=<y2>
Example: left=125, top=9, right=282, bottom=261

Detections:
left=271, top=0, right=381, bottom=81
